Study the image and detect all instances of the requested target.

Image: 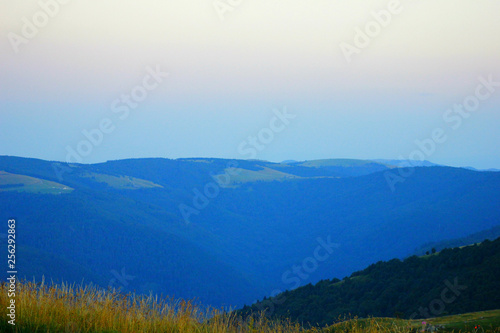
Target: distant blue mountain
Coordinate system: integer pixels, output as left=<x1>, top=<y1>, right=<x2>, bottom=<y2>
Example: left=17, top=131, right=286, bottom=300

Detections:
left=280, top=160, right=300, bottom=164
left=463, top=166, right=500, bottom=172
left=1, top=156, right=499, bottom=308
left=412, top=225, right=500, bottom=256
left=371, top=159, right=440, bottom=167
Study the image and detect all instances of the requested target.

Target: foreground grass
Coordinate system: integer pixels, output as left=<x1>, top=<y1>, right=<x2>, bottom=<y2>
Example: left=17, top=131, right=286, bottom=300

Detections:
left=0, top=280, right=304, bottom=333
left=0, top=280, right=498, bottom=332
left=323, top=312, right=500, bottom=332
left=408, top=310, right=500, bottom=332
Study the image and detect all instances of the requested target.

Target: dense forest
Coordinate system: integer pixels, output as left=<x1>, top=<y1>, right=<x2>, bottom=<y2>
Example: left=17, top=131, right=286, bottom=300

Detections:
left=241, top=237, right=500, bottom=327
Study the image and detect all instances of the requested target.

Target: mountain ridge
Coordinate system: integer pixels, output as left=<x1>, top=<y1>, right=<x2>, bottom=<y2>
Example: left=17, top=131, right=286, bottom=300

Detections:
left=0, top=155, right=499, bottom=308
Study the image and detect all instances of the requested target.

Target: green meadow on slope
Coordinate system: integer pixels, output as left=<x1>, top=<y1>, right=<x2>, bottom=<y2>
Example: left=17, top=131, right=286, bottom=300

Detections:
left=0, top=170, right=73, bottom=194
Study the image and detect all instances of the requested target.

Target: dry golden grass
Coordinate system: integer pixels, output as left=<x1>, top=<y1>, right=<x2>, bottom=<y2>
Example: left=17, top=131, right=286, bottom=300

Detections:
left=0, top=280, right=498, bottom=332
left=0, top=279, right=304, bottom=333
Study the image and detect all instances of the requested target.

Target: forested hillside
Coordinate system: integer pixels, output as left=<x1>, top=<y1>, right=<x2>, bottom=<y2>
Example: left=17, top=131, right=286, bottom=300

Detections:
left=242, top=238, right=500, bottom=327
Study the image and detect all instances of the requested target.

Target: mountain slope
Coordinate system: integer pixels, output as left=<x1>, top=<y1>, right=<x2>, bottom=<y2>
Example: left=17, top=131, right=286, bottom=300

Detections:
left=241, top=237, right=500, bottom=327
left=0, top=170, right=73, bottom=194
left=0, top=156, right=499, bottom=308
left=413, top=225, right=500, bottom=256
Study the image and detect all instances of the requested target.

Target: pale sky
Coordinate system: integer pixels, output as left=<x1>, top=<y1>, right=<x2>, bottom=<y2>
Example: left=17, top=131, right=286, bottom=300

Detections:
left=1, top=1, right=499, bottom=168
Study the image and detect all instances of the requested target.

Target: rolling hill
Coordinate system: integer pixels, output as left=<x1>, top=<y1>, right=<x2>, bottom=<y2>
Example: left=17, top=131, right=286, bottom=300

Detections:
left=0, top=155, right=499, bottom=308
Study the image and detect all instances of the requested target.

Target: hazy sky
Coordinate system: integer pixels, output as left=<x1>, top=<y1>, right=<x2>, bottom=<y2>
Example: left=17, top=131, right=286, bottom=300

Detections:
left=1, top=1, right=499, bottom=168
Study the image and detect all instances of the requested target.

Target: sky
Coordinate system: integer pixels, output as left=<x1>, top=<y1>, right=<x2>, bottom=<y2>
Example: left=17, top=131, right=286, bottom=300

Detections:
left=1, top=0, right=499, bottom=169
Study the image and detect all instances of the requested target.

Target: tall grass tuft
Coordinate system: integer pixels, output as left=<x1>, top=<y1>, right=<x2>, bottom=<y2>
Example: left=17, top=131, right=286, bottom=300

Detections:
left=1, top=279, right=498, bottom=332
left=0, top=279, right=304, bottom=333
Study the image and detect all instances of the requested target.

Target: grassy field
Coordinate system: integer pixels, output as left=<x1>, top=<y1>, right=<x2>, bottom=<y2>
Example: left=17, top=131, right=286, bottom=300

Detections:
left=409, top=310, right=500, bottom=332
left=324, top=312, right=500, bottom=332
left=218, top=166, right=300, bottom=187
left=299, top=159, right=374, bottom=167
left=0, top=280, right=498, bottom=332
left=82, top=172, right=163, bottom=190
left=0, top=171, right=73, bottom=194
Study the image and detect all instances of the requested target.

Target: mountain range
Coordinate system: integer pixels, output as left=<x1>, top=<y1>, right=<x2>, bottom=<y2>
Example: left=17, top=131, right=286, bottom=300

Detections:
left=1, top=155, right=499, bottom=308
